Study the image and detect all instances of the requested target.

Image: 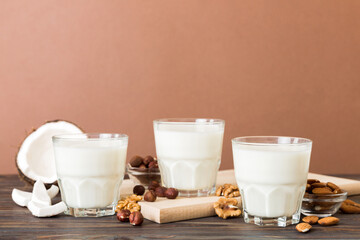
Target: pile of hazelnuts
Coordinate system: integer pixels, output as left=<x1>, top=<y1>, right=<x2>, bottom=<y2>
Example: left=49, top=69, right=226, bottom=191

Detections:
left=129, top=155, right=179, bottom=201
left=133, top=180, right=179, bottom=202
left=116, top=155, right=179, bottom=226
left=116, top=181, right=179, bottom=226
left=130, top=155, right=159, bottom=169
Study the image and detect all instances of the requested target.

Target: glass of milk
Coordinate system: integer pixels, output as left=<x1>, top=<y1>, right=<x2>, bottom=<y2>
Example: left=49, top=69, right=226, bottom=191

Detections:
left=153, top=118, right=225, bottom=197
left=52, top=133, right=128, bottom=217
left=232, top=136, right=312, bottom=227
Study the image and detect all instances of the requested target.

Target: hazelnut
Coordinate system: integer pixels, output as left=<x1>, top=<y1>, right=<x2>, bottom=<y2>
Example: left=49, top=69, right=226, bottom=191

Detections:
left=130, top=156, right=144, bottom=167
left=137, top=164, right=147, bottom=172
left=133, top=185, right=145, bottom=195
left=129, top=211, right=144, bottom=226
left=150, top=180, right=160, bottom=188
left=155, top=186, right=167, bottom=197
left=148, top=185, right=157, bottom=191
left=148, top=161, right=158, bottom=169
left=143, top=155, right=154, bottom=166
left=144, top=190, right=157, bottom=202
left=165, top=188, right=178, bottom=199
left=117, top=209, right=131, bottom=222
left=148, top=180, right=160, bottom=191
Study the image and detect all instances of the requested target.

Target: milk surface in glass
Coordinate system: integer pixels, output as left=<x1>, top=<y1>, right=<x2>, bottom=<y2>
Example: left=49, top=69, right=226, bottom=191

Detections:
left=53, top=134, right=128, bottom=217
left=154, top=119, right=224, bottom=196
left=232, top=136, right=312, bottom=227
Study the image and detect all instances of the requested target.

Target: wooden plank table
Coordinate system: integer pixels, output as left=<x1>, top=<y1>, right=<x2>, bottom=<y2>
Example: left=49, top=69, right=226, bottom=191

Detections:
left=1, top=174, right=360, bottom=239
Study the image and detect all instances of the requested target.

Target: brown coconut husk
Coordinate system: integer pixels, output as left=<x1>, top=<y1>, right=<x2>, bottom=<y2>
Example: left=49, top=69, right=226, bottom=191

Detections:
left=15, top=119, right=84, bottom=187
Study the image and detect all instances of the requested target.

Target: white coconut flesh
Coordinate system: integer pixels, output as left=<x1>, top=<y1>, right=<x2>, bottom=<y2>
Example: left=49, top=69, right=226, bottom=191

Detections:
left=17, top=121, right=83, bottom=184
left=12, top=185, right=59, bottom=207
left=28, top=201, right=67, bottom=218
left=31, top=180, right=51, bottom=206
left=12, top=181, right=66, bottom=217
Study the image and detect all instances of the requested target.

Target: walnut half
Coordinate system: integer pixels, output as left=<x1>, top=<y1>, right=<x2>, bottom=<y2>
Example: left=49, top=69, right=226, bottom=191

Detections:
left=214, top=198, right=242, bottom=219
left=115, top=194, right=142, bottom=213
left=216, top=184, right=240, bottom=198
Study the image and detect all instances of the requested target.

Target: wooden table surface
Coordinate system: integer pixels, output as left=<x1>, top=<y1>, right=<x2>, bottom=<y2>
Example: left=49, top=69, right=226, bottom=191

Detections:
left=1, top=174, right=360, bottom=239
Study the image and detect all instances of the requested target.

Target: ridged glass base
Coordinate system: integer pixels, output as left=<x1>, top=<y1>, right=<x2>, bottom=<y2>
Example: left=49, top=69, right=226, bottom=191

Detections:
left=301, top=211, right=332, bottom=218
left=243, top=210, right=301, bottom=227
left=178, top=186, right=215, bottom=197
left=64, top=204, right=115, bottom=217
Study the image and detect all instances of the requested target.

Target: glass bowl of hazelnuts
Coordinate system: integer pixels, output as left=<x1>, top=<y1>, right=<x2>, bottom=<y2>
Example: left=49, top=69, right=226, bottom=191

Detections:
left=126, top=155, right=161, bottom=187
left=301, top=179, right=347, bottom=217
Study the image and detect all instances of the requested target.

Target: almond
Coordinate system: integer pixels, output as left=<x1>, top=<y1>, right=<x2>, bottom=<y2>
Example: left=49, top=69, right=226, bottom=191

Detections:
left=327, top=182, right=340, bottom=191
left=296, top=223, right=312, bottom=233
left=312, top=187, right=333, bottom=195
left=340, top=199, right=360, bottom=214
left=333, top=189, right=343, bottom=194
left=302, top=216, right=319, bottom=224
left=344, top=199, right=360, bottom=207
left=307, top=179, right=320, bottom=184
left=318, top=217, right=339, bottom=226
left=311, top=182, right=327, bottom=188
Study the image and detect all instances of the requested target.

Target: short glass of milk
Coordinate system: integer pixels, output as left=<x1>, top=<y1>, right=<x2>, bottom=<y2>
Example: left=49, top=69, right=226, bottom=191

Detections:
left=52, top=133, right=128, bottom=217
left=232, top=136, right=312, bottom=227
left=153, top=118, right=225, bottom=197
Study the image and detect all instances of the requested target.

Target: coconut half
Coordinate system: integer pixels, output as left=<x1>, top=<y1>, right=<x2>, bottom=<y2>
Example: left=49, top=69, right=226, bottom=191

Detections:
left=16, top=120, right=83, bottom=185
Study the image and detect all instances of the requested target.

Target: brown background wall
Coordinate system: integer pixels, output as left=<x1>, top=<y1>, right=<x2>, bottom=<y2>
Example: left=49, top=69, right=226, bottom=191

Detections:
left=1, top=0, right=360, bottom=175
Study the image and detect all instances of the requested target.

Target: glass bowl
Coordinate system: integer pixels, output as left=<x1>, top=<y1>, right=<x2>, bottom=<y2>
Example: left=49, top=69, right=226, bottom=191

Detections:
left=301, top=190, right=347, bottom=217
left=126, top=164, right=161, bottom=187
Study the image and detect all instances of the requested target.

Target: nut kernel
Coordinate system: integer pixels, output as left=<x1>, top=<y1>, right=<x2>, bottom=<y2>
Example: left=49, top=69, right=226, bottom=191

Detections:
left=144, top=190, right=157, bottom=202
left=296, top=223, right=312, bottom=233
left=318, top=216, right=339, bottom=226
left=117, top=209, right=131, bottom=222
left=213, top=198, right=241, bottom=219
left=129, top=211, right=144, bottom=226
left=133, top=185, right=145, bottom=195
left=340, top=199, right=360, bottom=214
left=302, top=216, right=319, bottom=224
left=130, top=156, right=144, bottom=167
left=143, top=155, right=154, bottom=166
left=216, top=184, right=240, bottom=198
left=164, top=188, right=178, bottom=199
left=155, top=187, right=167, bottom=197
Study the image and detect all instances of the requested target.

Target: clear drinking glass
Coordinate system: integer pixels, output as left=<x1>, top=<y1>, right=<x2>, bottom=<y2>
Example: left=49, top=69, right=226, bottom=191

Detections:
left=52, top=133, right=128, bottom=217
left=232, top=136, right=312, bottom=227
left=153, top=118, right=225, bottom=197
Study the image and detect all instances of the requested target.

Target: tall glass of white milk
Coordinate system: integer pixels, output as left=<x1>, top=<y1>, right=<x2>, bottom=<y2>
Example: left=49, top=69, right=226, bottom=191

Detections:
left=154, top=119, right=225, bottom=197
left=52, top=133, right=128, bottom=217
left=232, top=136, right=312, bottom=227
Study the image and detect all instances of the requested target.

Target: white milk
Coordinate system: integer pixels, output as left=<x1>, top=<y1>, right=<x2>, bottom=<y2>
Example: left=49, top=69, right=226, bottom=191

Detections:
left=154, top=124, right=224, bottom=191
left=54, top=141, right=127, bottom=209
left=233, top=144, right=311, bottom=218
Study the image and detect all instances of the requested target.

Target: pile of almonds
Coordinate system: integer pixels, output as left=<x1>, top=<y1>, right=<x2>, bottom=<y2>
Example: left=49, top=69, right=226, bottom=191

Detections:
left=306, top=179, right=343, bottom=195
left=297, top=178, right=360, bottom=233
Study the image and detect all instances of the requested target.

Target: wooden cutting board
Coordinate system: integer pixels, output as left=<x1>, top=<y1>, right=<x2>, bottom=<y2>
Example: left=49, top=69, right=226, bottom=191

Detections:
left=119, top=170, right=360, bottom=224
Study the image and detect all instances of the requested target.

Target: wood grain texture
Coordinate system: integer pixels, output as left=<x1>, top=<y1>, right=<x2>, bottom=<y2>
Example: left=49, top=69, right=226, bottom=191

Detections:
left=1, top=175, right=360, bottom=239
